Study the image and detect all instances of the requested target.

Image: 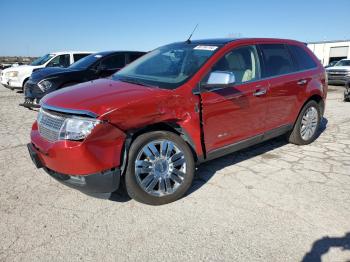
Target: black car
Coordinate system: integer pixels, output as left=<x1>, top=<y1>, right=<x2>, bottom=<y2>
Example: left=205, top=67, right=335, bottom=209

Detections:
left=344, top=77, right=350, bottom=102
left=21, top=51, right=146, bottom=107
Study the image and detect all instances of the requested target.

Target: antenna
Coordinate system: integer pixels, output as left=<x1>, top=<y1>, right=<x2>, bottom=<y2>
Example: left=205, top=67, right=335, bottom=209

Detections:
left=186, top=24, right=198, bottom=43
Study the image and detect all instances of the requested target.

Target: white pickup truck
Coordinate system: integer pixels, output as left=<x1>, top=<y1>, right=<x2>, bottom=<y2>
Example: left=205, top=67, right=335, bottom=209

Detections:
left=326, top=59, right=350, bottom=85
left=0, top=51, right=93, bottom=90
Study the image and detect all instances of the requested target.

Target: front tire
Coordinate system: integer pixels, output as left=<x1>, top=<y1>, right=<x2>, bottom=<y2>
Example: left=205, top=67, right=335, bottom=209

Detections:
left=125, top=131, right=195, bottom=205
left=288, top=100, right=321, bottom=145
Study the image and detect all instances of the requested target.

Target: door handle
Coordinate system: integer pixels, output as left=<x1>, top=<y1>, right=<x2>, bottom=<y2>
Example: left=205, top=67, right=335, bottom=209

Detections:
left=297, top=79, right=308, bottom=85
left=253, top=88, right=267, bottom=97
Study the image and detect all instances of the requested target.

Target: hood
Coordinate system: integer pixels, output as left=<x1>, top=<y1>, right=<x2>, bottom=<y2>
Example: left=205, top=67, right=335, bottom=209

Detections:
left=326, top=66, right=350, bottom=71
left=41, top=78, right=171, bottom=117
left=30, top=67, right=79, bottom=81
left=2, top=64, right=42, bottom=74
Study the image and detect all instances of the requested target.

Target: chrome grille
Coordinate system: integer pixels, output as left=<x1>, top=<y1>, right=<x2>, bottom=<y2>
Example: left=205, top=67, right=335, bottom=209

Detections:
left=38, top=109, right=66, bottom=142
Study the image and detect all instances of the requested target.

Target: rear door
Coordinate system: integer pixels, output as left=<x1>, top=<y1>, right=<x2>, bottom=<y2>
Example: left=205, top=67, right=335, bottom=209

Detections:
left=259, top=44, right=303, bottom=130
left=201, top=45, right=269, bottom=152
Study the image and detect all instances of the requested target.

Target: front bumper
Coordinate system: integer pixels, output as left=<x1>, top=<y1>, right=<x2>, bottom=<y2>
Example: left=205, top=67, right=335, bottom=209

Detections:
left=27, top=143, right=121, bottom=194
left=0, top=76, right=22, bottom=89
left=30, top=120, right=126, bottom=175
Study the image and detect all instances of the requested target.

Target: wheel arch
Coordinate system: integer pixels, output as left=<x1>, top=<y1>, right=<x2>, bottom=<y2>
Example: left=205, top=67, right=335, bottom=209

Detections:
left=305, top=94, right=324, bottom=116
left=22, top=77, right=29, bottom=89
left=119, top=122, right=198, bottom=175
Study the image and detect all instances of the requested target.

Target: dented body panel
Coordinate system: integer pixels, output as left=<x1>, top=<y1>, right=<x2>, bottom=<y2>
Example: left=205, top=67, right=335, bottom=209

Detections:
left=30, top=38, right=327, bottom=181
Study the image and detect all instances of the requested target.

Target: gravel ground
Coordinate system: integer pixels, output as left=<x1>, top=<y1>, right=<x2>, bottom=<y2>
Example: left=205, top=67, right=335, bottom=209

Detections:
left=0, top=84, right=349, bottom=262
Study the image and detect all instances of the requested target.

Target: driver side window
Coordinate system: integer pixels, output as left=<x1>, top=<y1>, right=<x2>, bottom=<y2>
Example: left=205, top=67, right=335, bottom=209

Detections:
left=47, top=54, right=70, bottom=68
left=205, top=45, right=261, bottom=85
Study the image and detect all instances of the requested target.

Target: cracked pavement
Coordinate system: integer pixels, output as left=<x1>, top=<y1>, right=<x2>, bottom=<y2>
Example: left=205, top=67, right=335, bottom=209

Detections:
left=0, top=84, right=349, bottom=261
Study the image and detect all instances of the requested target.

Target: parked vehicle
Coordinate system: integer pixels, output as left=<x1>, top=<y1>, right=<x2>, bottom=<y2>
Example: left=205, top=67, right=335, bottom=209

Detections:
left=326, top=59, right=350, bottom=85
left=0, top=63, right=14, bottom=70
left=28, top=38, right=327, bottom=205
left=324, top=60, right=338, bottom=68
left=21, top=51, right=146, bottom=107
left=0, top=51, right=93, bottom=90
left=344, top=77, right=350, bottom=101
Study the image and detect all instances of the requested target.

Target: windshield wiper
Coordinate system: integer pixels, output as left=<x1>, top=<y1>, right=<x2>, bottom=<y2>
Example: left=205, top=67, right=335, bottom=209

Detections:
left=117, top=77, right=158, bottom=88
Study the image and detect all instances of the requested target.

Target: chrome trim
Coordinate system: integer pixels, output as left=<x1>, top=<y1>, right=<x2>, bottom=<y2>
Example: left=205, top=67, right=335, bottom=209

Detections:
left=41, top=103, right=98, bottom=118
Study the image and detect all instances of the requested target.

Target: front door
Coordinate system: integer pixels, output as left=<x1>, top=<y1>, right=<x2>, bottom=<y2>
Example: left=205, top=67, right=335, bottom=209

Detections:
left=200, top=45, right=269, bottom=153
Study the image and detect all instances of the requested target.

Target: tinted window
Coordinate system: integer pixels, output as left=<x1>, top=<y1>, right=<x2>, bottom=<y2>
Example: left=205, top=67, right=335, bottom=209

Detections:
left=288, top=45, right=317, bottom=70
left=260, top=44, right=294, bottom=77
left=205, top=45, right=261, bottom=84
left=100, top=54, right=125, bottom=69
left=129, top=53, right=144, bottom=63
left=47, top=54, right=70, bottom=68
left=69, top=54, right=102, bottom=70
left=73, top=53, right=90, bottom=62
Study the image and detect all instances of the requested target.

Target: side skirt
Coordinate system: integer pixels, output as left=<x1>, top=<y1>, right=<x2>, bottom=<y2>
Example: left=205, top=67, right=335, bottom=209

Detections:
left=200, top=124, right=293, bottom=163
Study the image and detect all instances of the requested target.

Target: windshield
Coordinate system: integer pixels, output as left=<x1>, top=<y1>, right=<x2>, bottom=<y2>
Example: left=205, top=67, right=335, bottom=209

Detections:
left=335, top=60, right=350, bottom=67
left=31, top=54, right=55, bottom=66
left=69, top=54, right=102, bottom=69
left=113, top=43, right=221, bottom=89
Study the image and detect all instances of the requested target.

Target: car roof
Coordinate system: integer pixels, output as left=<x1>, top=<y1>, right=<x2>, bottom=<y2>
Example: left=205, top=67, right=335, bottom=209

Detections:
left=91, top=51, right=146, bottom=56
left=49, top=51, right=95, bottom=55
left=173, top=38, right=304, bottom=46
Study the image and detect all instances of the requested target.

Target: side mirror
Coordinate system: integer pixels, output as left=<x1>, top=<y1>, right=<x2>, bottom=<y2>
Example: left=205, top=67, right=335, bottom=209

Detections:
left=202, top=71, right=236, bottom=90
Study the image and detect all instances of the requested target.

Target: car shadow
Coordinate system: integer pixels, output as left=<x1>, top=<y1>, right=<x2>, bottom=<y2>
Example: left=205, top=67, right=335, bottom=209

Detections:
left=186, top=117, right=328, bottom=197
left=109, top=117, right=328, bottom=203
left=302, top=232, right=350, bottom=262
left=16, top=90, right=23, bottom=94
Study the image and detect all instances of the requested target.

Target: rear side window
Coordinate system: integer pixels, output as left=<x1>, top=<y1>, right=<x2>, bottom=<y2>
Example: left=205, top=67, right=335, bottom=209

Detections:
left=259, top=44, right=294, bottom=78
left=100, top=54, right=126, bottom=69
left=128, top=53, right=144, bottom=63
left=288, top=45, right=317, bottom=70
left=73, top=53, right=90, bottom=62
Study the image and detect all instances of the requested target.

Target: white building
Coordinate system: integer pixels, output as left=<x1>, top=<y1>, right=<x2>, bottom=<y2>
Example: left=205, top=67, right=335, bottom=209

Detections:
left=307, top=40, right=350, bottom=66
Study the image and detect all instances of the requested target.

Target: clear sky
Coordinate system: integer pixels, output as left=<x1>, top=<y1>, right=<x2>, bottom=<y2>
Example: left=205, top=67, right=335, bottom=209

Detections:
left=1, top=0, right=350, bottom=56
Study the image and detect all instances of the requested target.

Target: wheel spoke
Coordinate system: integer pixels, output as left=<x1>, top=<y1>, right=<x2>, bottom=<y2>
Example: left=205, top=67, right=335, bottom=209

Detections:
left=146, top=176, right=159, bottom=192
left=136, top=160, right=152, bottom=167
left=148, top=143, right=160, bottom=158
left=160, top=141, right=168, bottom=157
left=166, top=142, right=174, bottom=158
left=143, top=147, right=155, bottom=160
left=159, top=178, right=166, bottom=193
left=165, top=177, right=172, bottom=193
left=172, top=168, right=185, bottom=179
left=170, top=173, right=183, bottom=184
left=141, top=173, right=155, bottom=187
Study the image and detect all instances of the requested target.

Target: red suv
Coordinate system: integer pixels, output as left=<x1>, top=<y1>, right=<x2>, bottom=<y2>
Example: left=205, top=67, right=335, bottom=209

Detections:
left=28, top=38, right=327, bottom=205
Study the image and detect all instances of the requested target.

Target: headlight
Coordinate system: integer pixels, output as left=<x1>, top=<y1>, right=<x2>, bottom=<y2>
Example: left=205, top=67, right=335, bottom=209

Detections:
left=6, top=71, right=18, bottom=77
left=38, top=80, right=52, bottom=92
left=59, top=117, right=101, bottom=141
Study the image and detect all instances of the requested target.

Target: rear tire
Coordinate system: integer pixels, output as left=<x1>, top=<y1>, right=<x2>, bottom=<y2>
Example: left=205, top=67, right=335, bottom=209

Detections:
left=125, top=131, right=195, bottom=205
left=288, top=100, right=321, bottom=145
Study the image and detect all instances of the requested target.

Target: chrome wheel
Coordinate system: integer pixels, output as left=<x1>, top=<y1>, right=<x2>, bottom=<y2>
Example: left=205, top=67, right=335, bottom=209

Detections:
left=135, top=140, right=187, bottom=197
left=300, top=106, right=318, bottom=141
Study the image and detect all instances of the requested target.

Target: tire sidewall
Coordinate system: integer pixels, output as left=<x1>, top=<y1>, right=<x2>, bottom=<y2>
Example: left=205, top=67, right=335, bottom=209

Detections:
left=294, top=100, right=321, bottom=145
left=125, top=131, right=195, bottom=205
